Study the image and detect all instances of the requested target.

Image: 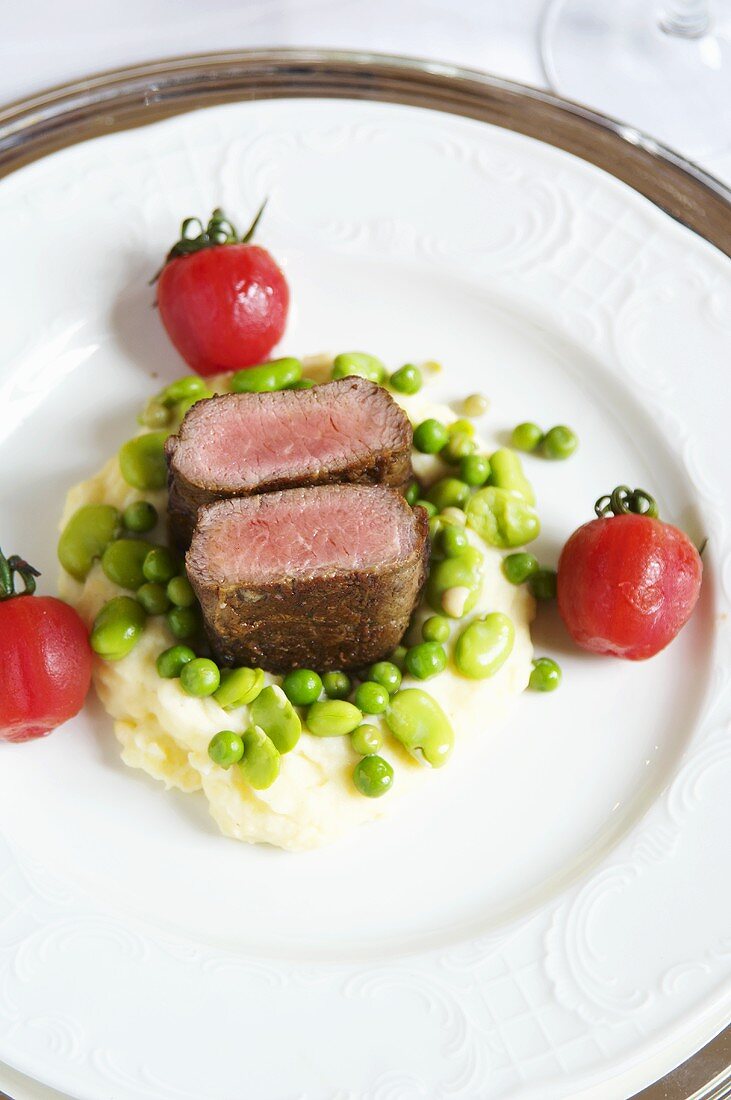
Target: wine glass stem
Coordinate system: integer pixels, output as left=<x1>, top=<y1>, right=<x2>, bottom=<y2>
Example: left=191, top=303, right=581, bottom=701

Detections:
left=661, top=0, right=711, bottom=37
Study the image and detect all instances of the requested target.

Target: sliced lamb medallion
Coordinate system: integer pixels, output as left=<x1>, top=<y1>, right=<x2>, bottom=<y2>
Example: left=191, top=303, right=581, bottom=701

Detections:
left=186, top=485, right=429, bottom=672
left=166, top=377, right=413, bottom=547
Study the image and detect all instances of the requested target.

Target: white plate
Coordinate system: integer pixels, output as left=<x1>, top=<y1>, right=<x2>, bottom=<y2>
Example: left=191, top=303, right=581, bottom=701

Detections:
left=0, top=98, right=730, bottom=1100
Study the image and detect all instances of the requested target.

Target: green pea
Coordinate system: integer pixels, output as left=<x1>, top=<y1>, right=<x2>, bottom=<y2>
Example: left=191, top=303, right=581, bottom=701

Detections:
left=426, top=548, right=483, bottom=618
left=249, top=684, right=302, bottom=753
left=322, top=671, right=351, bottom=700
left=287, top=377, right=316, bottom=390
left=442, top=432, right=476, bottom=465
left=58, top=503, right=121, bottom=582
left=138, top=397, right=172, bottom=429
left=367, top=661, right=402, bottom=695
left=413, top=419, right=448, bottom=454
left=404, top=642, right=447, bottom=680
left=118, top=431, right=168, bottom=491
left=439, top=524, right=469, bottom=558
left=459, top=454, right=490, bottom=487
left=422, top=615, right=450, bottom=643
left=167, top=605, right=201, bottom=640
left=440, top=507, right=467, bottom=526
left=385, top=688, right=454, bottom=767
left=404, top=481, right=421, bottom=507
left=282, top=669, right=322, bottom=707
left=122, top=501, right=158, bottom=534
left=511, top=422, right=544, bottom=453
left=449, top=418, right=476, bottom=438
left=351, top=724, right=384, bottom=756
left=415, top=499, right=437, bottom=518
left=489, top=448, right=536, bottom=505
left=238, top=726, right=281, bottom=789
left=425, top=477, right=470, bottom=512
left=208, top=730, right=244, bottom=768
left=214, top=666, right=265, bottom=709
left=231, top=357, right=303, bottom=393
left=353, top=754, right=393, bottom=797
left=354, top=681, right=389, bottom=715
left=143, top=547, right=179, bottom=585
left=167, top=575, right=195, bottom=608
left=502, top=552, right=539, bottom=585
left=542, top=425, right=578, bottom=460
left=390, top=645, right=408, bottom=669
left=137, top=582, right=171, bottom=615
left=307, top=700, right=362, bottom=736
left=454, top=613, right=515, bottom=679
left=159, top=375, right=211, bottom=406
left=466, top=487, right=540, bottom=548
left=90, top=596, right=146, bottom=661
left=101, top=538, right=154, bottom=590
left=462, top=393, right=489, bottom=418
left=180, top=657, right=220, bottom=697
left=428, top=516, right=444, bottom=542
left=528, top=568, right=557, bottom=600
left=389, top=363, right=423, bottom=394
left=331, top=352, right=386, bottom=383
left=529, top=657, right=562, bottom=691
left=156, top=644, right=196, bottom=679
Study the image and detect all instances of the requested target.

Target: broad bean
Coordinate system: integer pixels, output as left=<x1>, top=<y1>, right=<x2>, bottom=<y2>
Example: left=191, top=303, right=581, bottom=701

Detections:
left=90, top=596, right=146, bottom=661
left=426, top=546, right=483, bottom=618
left=466, top=487, right=540, bottom=548
left=250, top=685, right=302, bottom=753
left=454, top=613, right=515, bottom=679
left=118, top=432, right=168, bottom=491
left=58, top=504, right=121, bottom=581
left=231, top=357, right=303, bottom=393
left=214, top=666, right=265, bottom=709
left=101, top=538, right=153, bottom=590
left=331, top=352, right=386, bottom=383
left=385, top=688, right=454, bottom=767
left=307, top=700, right=362, bottom=736
left=238, top=726, right=281, bottom=789
left=489, top=448, right=536, bottom=504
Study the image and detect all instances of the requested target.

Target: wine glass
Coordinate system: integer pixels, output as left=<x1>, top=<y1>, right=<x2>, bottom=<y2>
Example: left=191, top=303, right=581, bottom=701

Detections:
left=541, top=0, right=731, bottom=157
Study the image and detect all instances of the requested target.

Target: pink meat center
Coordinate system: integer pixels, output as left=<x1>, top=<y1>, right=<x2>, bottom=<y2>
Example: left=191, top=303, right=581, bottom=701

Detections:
left=197, top=489, right=412, bottom=582
left=175, top=383, right=403, bottom=490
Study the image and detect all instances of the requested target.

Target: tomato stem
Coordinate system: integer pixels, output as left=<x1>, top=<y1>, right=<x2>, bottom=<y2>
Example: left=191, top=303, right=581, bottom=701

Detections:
left=164, top=201, right=268, bottom=264
left=594, top=486, right=659, bottom=519
left=241, top=199, right=267, bottom=244
left=0, top=546, right=40, bottom=600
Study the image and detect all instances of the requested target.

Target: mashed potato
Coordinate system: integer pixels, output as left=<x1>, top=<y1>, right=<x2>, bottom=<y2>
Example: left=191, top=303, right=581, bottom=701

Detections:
left=59, top=390, right=534, bottom=850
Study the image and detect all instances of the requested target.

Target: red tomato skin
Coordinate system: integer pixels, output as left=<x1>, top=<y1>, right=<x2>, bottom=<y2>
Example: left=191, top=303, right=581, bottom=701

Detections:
left=557, top=514, right=702, bottom=660
left=157, top=244, right=289, bottom=376
left=0, top=596, right=92, bottom=742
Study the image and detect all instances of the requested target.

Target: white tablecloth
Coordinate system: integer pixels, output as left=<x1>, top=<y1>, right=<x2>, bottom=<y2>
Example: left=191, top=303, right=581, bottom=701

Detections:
left=0, top=3, right=727, bottom=1098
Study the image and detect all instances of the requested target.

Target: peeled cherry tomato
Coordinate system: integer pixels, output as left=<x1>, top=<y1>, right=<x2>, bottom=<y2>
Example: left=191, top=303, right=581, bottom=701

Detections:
left=557, top=486, right=702, bottom=660
left=0, top=547, right=91, bottom=742
left=156, top=205, right=289, bottom=376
